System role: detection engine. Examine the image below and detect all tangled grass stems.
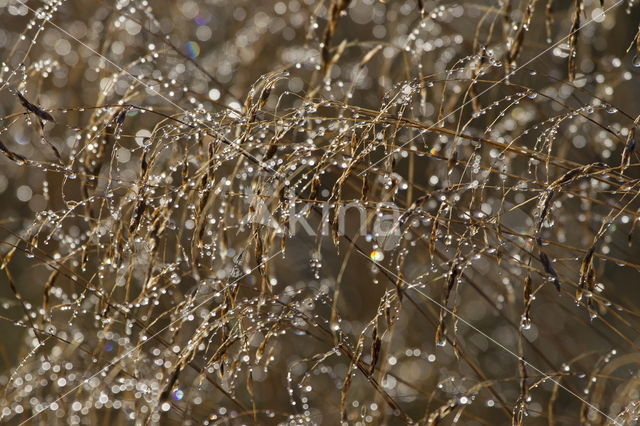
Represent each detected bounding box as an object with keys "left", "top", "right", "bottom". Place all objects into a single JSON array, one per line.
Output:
[{"left": 2, "top": 0, "right": 640, "bottom": 425}]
